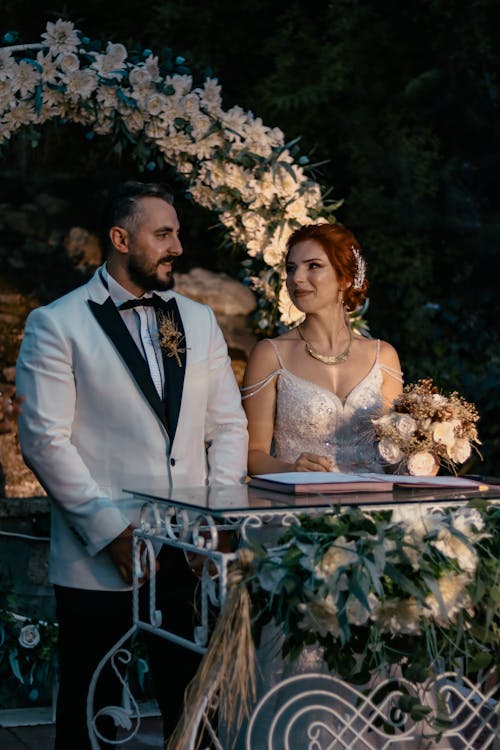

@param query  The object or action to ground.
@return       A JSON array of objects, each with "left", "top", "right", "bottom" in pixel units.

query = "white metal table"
[{"left": 86, "top": 483, "right": 500, "bottom": 749}]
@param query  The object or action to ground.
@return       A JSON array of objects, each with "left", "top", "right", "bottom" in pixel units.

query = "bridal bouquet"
[{"left": 372, "top": 378, "right": 481, "bottom": 475}]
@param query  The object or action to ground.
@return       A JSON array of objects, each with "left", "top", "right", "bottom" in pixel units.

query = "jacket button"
[{"left": 170, "top": 458, "right": 176, "bottom": 467}]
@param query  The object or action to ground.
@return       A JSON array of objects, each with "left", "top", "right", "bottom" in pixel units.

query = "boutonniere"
[{"left": 157, "top": 310, "right": 187, "bottom": 367}]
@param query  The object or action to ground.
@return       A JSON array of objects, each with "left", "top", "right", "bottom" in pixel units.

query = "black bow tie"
[{"left": 119, "top": 294, "right": 165, "bottom": 311}]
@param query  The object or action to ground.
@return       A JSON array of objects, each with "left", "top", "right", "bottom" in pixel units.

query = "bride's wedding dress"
[
  {"left": 236, "top": 341, "right": 456, "bottom": 749},
  {"left": 267, "top": 338, "right": 390, "bottom": 473}
]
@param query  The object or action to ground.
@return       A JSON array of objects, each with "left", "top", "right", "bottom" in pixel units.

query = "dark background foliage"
[{"left": 1, "top": 0, "right": 499, "bottom": 472}]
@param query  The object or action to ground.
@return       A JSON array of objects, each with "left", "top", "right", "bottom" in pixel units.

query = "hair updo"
[{"left": 285, "top": 223, "right": 368, "bottom": 310}]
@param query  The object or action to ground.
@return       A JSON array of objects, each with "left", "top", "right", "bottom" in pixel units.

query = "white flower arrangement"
[
  {"left": 191, "top": 501, "right": 500, "bottom": 738},
  {"left": 0, "top": 19, "right": 342, "bottom": 332},
  {"left": 244, "top": 500, "right": 500, "bottom": 694},
  {"left": 372, "top": 378, "right": 481, "bottom": 475}
]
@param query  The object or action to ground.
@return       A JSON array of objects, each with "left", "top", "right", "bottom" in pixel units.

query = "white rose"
[
  {"left": 448, "top": 438, "right": 471, "bottom": 464},
  {"left": 145, "top": 93, "right": 167, "bottom": 117},
  {"left": 424, "top": 574, "right": 472, "bottom": 624},
  {"left": 431, "top": 393, "right": 447, "bottom": 407},
  {"left": 377, "top": 438, "right": 404, "bottom": 464},
  {"left": 57, "top": 52, "right": 80, "bottom": 73},
  {"left": 241, "top": 212, "right": 266, "bottom": 233},
  {"left": 65, "top": 69, "right": 98, "bottom": 100},
  {"left": 433, "top": 532, "right": 478, "bottom": 574},
  {"left": 346, "top": 593, "right": 378, "bottom": 626},
  {"left": 432, "top": 421, "right": 456, "bottom": 448},
  {"left": 407, "top": 451, "right": 438, "bottom": 476},
  {"left": 129, "top": 66, "right": 152, "bottom": 89},
  {"left": 298, "top": 594, "right": 340, "bottom": 638},
  {"left": 19, "top": 624, "right": 41, "bottom": 649},
  {"left": 396, "top": 414, "right": 417, "bottom": 439},
  {"left": 314, "top": 537, "right": 358, "bottom": 581}
]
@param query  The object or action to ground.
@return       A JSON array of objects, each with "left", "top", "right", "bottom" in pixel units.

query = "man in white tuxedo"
[{"left": 16, "top": 181, "right": 248, "bottom": 748}]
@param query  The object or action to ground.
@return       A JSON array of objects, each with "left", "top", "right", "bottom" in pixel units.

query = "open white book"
[{"left": 249, "top": 471, "right": 489, "bottom": 495}]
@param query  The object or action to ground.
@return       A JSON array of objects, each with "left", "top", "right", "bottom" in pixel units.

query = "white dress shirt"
[{"left": 103, "top": 266, "right": 165, "bottom": 397}]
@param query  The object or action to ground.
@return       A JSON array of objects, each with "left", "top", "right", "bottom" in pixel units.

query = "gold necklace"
[{"left": 297, "top": 324, "right": 352, "bottom": 365}]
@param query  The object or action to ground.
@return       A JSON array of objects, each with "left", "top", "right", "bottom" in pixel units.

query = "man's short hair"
[{"left": 101, "top": 181, "right": 174, "bottom": 252}]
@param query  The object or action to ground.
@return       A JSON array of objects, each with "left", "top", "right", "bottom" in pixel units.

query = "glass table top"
[{"left": 123, "top": 479, "right": 500, "bottom": 519}]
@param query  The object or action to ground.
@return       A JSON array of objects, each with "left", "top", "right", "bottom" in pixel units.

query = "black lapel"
[
  {"left": 155, "top": 296, "right": 186, "bottom": 442},
  {"left": 88, "top": 297, "right": 168, "bottom": 430}
]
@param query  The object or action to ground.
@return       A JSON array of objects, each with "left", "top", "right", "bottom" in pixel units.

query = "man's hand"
[
  {"left": 107, "top": 525, "right": 160, "bottom": 585},
  {"left": 186, "top": 529, "right": 234, "bottom": 577},
  {"left": 106, "top": 525, "right": 136, "bottom": 584}
]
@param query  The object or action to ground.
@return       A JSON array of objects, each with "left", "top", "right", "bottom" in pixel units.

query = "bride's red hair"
[{"left": 286, "top": 223, "right": 368, "bottom": 310}]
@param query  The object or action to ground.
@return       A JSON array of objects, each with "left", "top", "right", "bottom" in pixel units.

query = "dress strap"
[
  {"left": 264, "top": 338, "right": 285, "bottom": 369},
  {"left": 380, "top": 364, "right": 404, "bottom": 383},
  {"left": 376, "top": 339, "right": 403, "bottom": 382},
  {"left": 240, "top": 339, "right": 283, "bottom": 400},
  {"left": 240, "top": 370, "right": 280, "bottom": 399}
]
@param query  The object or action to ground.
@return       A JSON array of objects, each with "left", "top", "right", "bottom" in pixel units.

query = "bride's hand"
[{"left": 294, "top": 452, "right": 332, "bottom": 472}]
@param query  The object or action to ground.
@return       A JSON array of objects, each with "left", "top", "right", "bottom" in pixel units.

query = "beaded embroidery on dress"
[{"left": 245, "top": 337, "right": 395, "bottom": 473}]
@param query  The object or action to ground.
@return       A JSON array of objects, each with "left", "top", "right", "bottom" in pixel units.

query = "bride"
[
  {"left": 242, "top": 221, "right": 403, "bottom": 475},
  {"left": 234, "top": 224, "right": 439, "bottom": 749}
]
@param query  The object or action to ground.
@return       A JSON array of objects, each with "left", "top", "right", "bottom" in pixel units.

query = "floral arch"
[
  {"left": 0, "top": 19, "right": 343, "bottom": 333},
  {"left": 0, "top": 19, "right": 368, "bottom": 335}
]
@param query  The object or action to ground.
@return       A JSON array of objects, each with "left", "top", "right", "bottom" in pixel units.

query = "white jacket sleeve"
[
  {"left": 204, "top": 308, "right": 248, "bottom": 484},
  {"left": 16, "top": 306, "right": 129, "bottom": 555}
]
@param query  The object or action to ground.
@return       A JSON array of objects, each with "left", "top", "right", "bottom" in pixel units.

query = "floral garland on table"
[
  {"left": 372, "top": 378, "right": 481, "bottom": 476},
  {"left": 171, "top": 499, "right": 500, "bottom": 745},
  {"left": 250, "top": 501, "right": 500, "bottom": 668},
  {"left": 0, "top": 19, "right": 364, "bottom": 335},
  {"left": 247, "top": 500, "right": 500, "bottom": 731}
]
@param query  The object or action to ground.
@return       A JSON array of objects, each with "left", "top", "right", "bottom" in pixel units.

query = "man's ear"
[{"left": 109, "top": 226, "right": 129, "bottom": 254}]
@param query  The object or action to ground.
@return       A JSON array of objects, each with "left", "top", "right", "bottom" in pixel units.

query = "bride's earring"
[{"left": 338, "top": 289, "right": 344, "bottom": 306}]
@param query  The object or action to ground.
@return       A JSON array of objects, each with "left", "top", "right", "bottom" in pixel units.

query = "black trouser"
[{"left": 54, "top": 547, "right": 202, "bottom": 750}]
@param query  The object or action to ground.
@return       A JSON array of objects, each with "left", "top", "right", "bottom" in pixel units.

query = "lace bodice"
[{"left": 244, "top": 339, "right": 401, "bottom": 473}]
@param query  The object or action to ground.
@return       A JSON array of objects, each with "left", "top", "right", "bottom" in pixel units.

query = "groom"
[{"left": 15, "top": 180, "right": 248, "bottom": 748}]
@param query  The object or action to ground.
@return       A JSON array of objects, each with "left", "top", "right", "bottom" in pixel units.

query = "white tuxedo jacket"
[{"left": 16, "top": 267, "right": 248, "bottom": 590}]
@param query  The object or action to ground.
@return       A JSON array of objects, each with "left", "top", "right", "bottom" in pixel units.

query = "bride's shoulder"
[
  {"left": 377, "top": 339, "right": 401, "bottom": 369},
  {"left": 247, "top": 337, "right": 280, "bottom": 372},
  {"left": 247, "top": 332, "right": 297, "bottom": 374},
  {"left": 352, "top": 335, "right": 401, "bottom": 367}
]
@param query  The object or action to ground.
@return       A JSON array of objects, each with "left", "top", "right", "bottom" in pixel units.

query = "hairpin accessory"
[{"left": 351, "top": 246, "right": 366, "bottom": 290}]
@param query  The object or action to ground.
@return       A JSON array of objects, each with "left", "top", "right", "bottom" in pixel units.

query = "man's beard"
[{"left": 127, "top": 253, "right": 175, "bottom": 291}]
